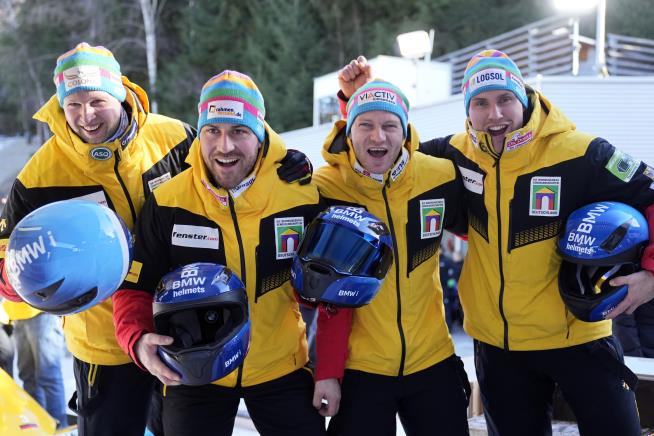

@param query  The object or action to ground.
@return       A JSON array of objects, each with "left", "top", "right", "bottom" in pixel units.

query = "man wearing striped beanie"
[
  {"left": 335, "top": 50, "right": 654, "bottom": 436},
  {"left": 112, "top": 70, "right": 326, "bottom": 435},
  {"left": 53, "top": 42, "right": 128, "bottom": 144},
  {"left": 308, "top": 68, "right": 470, "bottom": 434},
  {"left": 420, "top": 49, "right": 652, "bottom": 435},
  {"left": 0, "top": 42, "right": 197, "bottom": 435}
]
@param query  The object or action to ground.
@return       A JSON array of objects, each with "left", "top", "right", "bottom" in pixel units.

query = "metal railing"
[
  {"left": 607, "top": 33, "right": 654, "bottom": 76},
  {"left": 435, "top": 15, "right": 577, "bottom": 94}
]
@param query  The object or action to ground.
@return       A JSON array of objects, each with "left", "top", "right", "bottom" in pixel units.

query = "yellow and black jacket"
[
  {"left": 420, "top": 89, "right": 654, "bottom": 351},
  {"left": 314, "top": 120, "right": 466, "bottom": 377},
  {"left": 0, "top": 77, "right": 195, "bottom": 365},
  {"left": 113, "top": 125, "right": 324, "bottom": 387}
]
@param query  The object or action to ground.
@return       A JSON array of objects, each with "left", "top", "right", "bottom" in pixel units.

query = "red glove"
[{"left": 0, "top": 260, "right": 23, "bottom": 302}]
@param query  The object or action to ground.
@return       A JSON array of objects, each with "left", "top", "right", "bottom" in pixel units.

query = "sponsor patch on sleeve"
[
  {"left": 147, "top": 172, "right": 172, "bottom": 192},
  {"left": 458, "top": 166, "right": 484, "bottom": 194},
  {"left": 172, "top": 225, "right": 220, "bottom": 249},
  {"left": 72, "top": 190, "right": 109, "bottom": 207},
  {"left": 125, "top": 260, "right": 143, "bottom": 283},
  {"left": 605, "top": 150, "right": 640, "bottom": 182}
]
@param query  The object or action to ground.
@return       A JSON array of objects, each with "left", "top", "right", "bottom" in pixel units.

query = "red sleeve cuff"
[
  {"left": 337, "top": 90, "right": 349, "bottom": 119},
  {"left": 641, "top": 204, "right": 654, "bottom": 273},
  {"left": 112, "top": 289, "right": 154, "bottom": 370},
  {"left": 0, "top": 260, "right": 23, "bottom": 302},
  {"left": 315, "top": 304, "right": 353, "bottom": 381}
]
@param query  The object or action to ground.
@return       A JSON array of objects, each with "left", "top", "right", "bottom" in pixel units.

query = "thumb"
[
  {"left": 363, "top": 63, "right": 372, "bottom": 79},
  {"left": 149, "top": 333, "right": 174, "bottom": 346},
  {"left": 609, "top": 276, "right": 629, "bottom": 287},
  {"left": 312, "top": 389, "right": 323, "bottom": 410}
]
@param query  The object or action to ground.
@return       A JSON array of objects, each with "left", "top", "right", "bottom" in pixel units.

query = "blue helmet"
[
  {"left": 153, "top": 263, "right": 251, "bottom": 386},
  {"left": 5, "top": 200, "right": 132, "bottom": 315},
  {"left": 558, "top": 202, "right": 648, "bottom": 322},
  {"left": 291, "top": 206, "right": 393, "bottom": 307}
]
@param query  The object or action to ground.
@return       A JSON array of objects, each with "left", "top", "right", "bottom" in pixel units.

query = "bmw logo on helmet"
[
  {"left": 557, "top": 201, "right": 649, "bottom": 322},
  {"left": 153, "top": 263, "right": 251, "bottom": 386},
  {"left": 5, "top": 200, "right": 132, "bottom": 315},
  {"left": 291, "top": 206, "right": 394, "bottom": 307}
]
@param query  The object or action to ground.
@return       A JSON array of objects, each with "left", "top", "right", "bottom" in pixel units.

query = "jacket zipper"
[
  {"left": 228, "top": 194, "right": 247, "bottom": 387},
  {"left": 507, "top": 200, "right": 513, "bottom": 254},
  {"left": 382, "top": 182, "right": 406, "bottom": 377},
  {"left": 495, "top": 160, "right": 509, "bottom": 351},
  {"left": 113, "top": 153, "right": 137, "bottom": 225}
]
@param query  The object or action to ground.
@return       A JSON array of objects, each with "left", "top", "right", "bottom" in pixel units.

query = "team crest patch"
[
  {"left": 275, "top": 217, "right": 304, "bottom": 259},
  {"left": 605, "top": 150, "right": 640, "bottom": 182},
  {"left": 529, "top": 177, "right": 561, "bottom": 216},
  {"left": 420, "top": 199, "right": 445, "bottom": 239}
]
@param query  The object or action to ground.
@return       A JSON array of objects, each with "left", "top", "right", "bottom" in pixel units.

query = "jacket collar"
[
  {"left": 32, "top": 76, "right": 149, "bottom": 165},
  {"left": 465, "top": 88, "right": 576, "bottom": 168},
  {"left": 322, "top": 120, "right": 419, "bottom": 192},
  {"left": 188, "top": 122, "right": 287, "bottom": 210}
]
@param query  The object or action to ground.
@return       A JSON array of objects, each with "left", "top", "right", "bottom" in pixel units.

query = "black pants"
[
  {"left": 328, "top": 355, "right": 471, "bottom": 436},
  {"left": 70, "top": 358, "right": 156, "bottom": 436},
  {"left": 163, "top": 367, "right": 325, "bottom": 436},
  {"left": 475, "top": 337, "right": 641, "bottom": 436}
]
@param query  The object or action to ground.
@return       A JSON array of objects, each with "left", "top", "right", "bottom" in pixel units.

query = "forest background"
[{"left": 0, "top": 0, "right": 652, "bottom": 141}]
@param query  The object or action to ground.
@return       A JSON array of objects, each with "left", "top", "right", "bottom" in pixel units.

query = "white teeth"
[
  {"left": 83, "top": 125, "right": 100, "bottom": 132},
  {"left": 488, "top": 125, "right": 506, "bottom": 132},
  {"left": 369, "top": 148, "right": 386, "bottom": 152},
  {"left": 218, "top": 158, "right": 237, "bottom": 164}
]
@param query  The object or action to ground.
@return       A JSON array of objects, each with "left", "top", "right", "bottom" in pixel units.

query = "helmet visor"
[{"left": 299, "top": 221, "right": 391, "bottom": 278}]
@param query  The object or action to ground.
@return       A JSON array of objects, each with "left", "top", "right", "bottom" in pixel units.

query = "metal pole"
[
  {"left": 424, "top": 28, "right": 436, "bottom": 62},
  {"left": 595, "top": 0, "right": 608, "bottom": 76},
  {"left": 572, "top": 17, "right": 580, "bottom": 76}
]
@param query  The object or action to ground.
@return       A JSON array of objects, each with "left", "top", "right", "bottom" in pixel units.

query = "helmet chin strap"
[{"left": 593, "top": 264, "right": 622, "bottom": 294}]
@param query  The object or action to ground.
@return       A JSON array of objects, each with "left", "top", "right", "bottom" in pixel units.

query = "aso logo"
[{"left": 90, "top": 147, "right": 113, "bottom": 161}]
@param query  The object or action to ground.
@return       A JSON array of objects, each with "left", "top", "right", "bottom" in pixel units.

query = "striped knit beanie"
[
  {"left": 53, "top": 42, "right": 125, "bottom": 107},
  {"left": 197, "top": 70, "right": 266, "bottom": 143},
  {"left": 461, "top": 49, "right": 528, "bottom": 116},
  {"left": 346, "top": 80, "right": 409, "bottom": 138}
]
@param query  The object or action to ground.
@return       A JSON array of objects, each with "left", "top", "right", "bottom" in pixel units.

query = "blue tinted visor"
[{"left": 298, "top": 220, "right": 392, "bottom": 279}]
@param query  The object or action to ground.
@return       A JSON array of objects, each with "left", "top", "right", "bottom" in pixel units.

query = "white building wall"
[{"left": 284, "top": 76, "right": 654, "bottom": 168}]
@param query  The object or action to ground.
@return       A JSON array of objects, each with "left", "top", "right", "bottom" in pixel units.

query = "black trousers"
[
  {"left": 162, "top": 367, "right": 325, "bottom": 436},
  {"left": 328, "top": 355, "right": 471, "bottom": 436},
  {"left": 70, "top": 357, "right": 156, "bottom": 436},
  {"left": 475, "top": 337, "right": 641, "bottom": 436}
]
